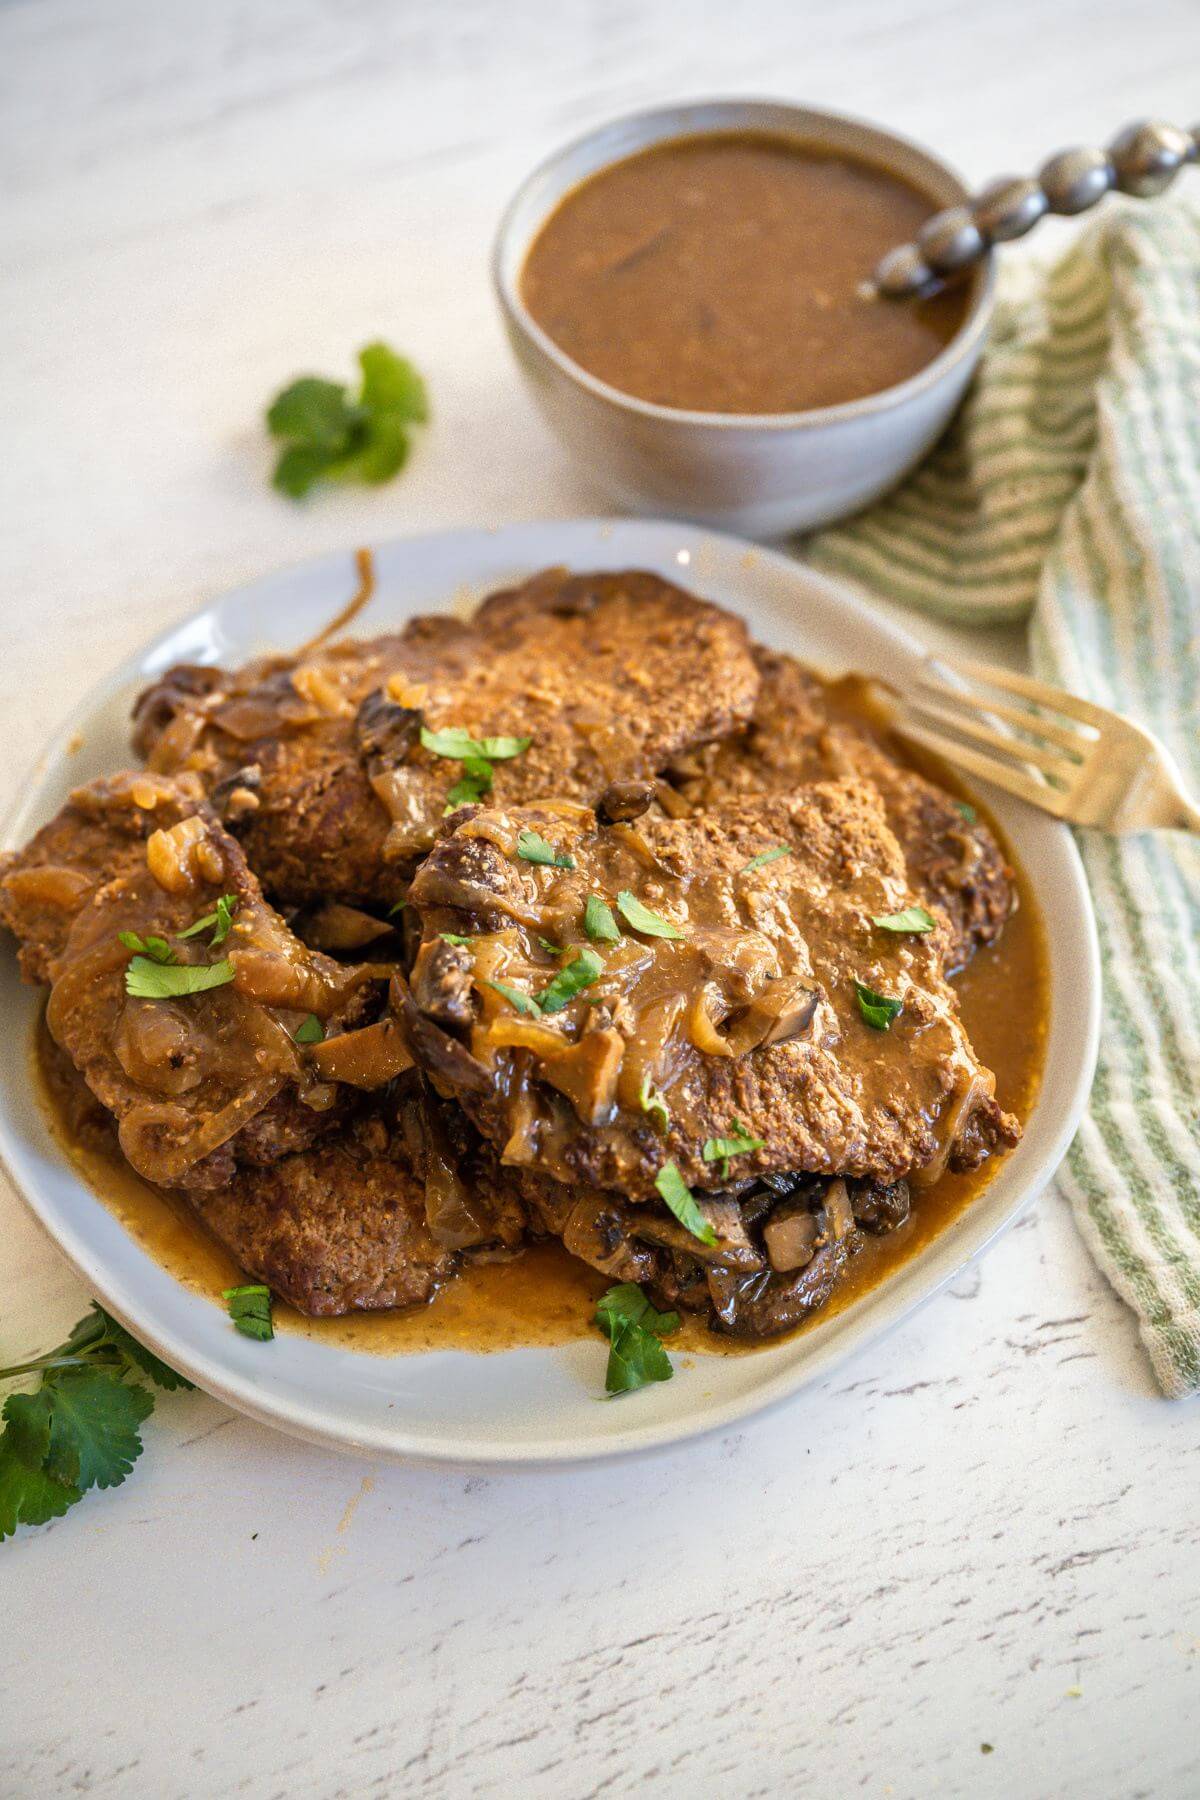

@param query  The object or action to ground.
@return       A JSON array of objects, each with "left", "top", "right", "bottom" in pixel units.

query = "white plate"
[{"left": 0, "top": 519, "right": 1100, "bottom": 1467}]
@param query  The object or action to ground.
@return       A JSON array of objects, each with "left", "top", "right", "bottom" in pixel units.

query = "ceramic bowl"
[{"left": 493, "top": 99, "right": 994, "bottom": 538}]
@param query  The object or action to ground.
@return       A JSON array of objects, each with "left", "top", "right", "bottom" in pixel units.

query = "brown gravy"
[
  {"left": 521, "top": 131, "right": 970, "bottom": 416},
  {"left": 33, "top": 797, "right": 1046, "bottom": 1364}
]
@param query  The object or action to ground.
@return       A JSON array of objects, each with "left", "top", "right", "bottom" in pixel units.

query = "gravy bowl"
[{"left": 494, "top": 100, "right": 994, "bottom": 538}]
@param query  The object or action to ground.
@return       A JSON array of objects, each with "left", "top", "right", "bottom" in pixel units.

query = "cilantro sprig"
[
  {"left": 871, "top": 905, "right": 935, "bottom": 934},
  {"left": 223, "top": 1286, "right": 274, "bottom": 1342},
  {"left": 119, "top": 896, "right": 240, "bottom": 1000},
  {"left": 702, "top": 1120, "right": 766, "bottom": 1180},
  {"left": 267, "top": 342, "right": 429, "bottom": 499},
  {"left": 125, "top": 958, "right": 235, "bottom": 1000},
  {"left": 654, "top": 1162, "right": 717, "bottom": 1246},
  {"left": 594, "top": 1283, "right": 680, "bottom": 1396},
  {"left": 854, "top": 980, "right": 904, "bottom": 1031},
  {"left": 517, "top": 830, "right": 575, "bottom": 870},
  {"left": 615, "top": 891, "right": 683, "bottom": 939},
  {"left": 0, "top": 1305, "right": 193, "bottom": 1542}
]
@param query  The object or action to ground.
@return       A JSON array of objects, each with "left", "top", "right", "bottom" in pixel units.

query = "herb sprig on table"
[
  {"left": 0, "top": 1305, "right": 193, "bottom": 1541},
  {"left": 266, "top": 342, "right": 429, "bottom": 498}
]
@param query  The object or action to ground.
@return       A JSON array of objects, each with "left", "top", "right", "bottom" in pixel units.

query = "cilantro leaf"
[
  {"left": 420, "top": 726, "right": 531, "bottom": 762},
  {"left": 118, "top": 931, "right": 175, "bottom": 964},
  {"left": 654, "top": 1162, "right": 717, "bottom": 1246},
  {"left": 87, "top": 1309, "right": 194, "bottom": 1391},
  {"left": 485, "top": 979, "right": 542, "bottom": 1017},
  {"left": 440, "top": 933, "right": 474, "bottom": 947},
  {"left": 358, "top": 342, "right": 429, "bottom": 422},
  {"left": 517, "top": 830, "right": 575, "bottom": 870},
  {"left": 955, "top": 800, "right": 978, "bottom": 824},
  {"left": 854, "top": 980, "right": 904, "bottom": 1031},
  {"left": 537, "top": 948, "right": 603, "bottom": 1014},
  {"left": 125, "top": 957, "right": 235, "bottom": 1000},
  {"left": 294, "top": 1013, "right": 325, "bottom": 1044},
  {"left": 616, "top": 891, "right": 683, "bottom": 939},
  {"left": 0, "top": 1403, "right": 80, "bottom": 1540},
  {"left": 0, "top": 1307, "right": 193, "bottom": 1540},
  {"left": 741, "top": 846, "right": 791, "bottom": 874},
  {"left": 40, "top": 1369, "right": 154, "bottom": 1492},
  {"left": 267, "top": 377, "right": 359, "bottom": 451},
  {"left": 177, "top": 894, "right": 238, "bottom": 945},
  {"left": 872, "top": 905, "right": 935, "bottom": 934},
  {"left": 387, "top": 900, "right": 407, "bottom": 917},
  {"left": 702, "top": 1120, "right": 766, "bottom": 1179},
  {"left": 594, "top": 1283, "right": 680, "bottom": 1397},
  {"left": 273, "top": 444, "right": 343, "bottom": 498},
  {"left": 639, "top": 1076, "right": 670, "bottom": 1133},
  {"left": 583, "top": 894, "right": 620, "bottom": 945},
  {"left": 265, "top": 345, "right": 428, "bottom": 500},
  {"left": 444, "top": 755, "right": 494, "bottom": 812},
  {"left": 223, "top": 1285, "right": 274, "bottom": 1342}
]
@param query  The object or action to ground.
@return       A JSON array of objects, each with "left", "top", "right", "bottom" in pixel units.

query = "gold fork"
[{"left": 894, "top": 657, "right": 1200, "bottom": 833}]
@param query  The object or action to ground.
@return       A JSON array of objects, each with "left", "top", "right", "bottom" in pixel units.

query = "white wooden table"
[{"left": 3, "top": 5, "right": 1198, "bottom": 1796}]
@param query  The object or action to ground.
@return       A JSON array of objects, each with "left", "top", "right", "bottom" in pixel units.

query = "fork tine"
[
  {"left": 948, "top": 656, "right": 1113, "bottom": 730},
  {"left": 904, "top": 694, "right": 1078, "bottom": 779},
  {"left": 895, "top": 718, "right": 1070, "bottom": 815},
  {"left": 912, "top": 675, "right": 1093, "bottom": 756}
]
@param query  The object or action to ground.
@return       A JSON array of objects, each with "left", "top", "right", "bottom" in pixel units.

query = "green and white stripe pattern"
[{"left": 811, "top": 200, "right": 1200, "bottom": 1397}]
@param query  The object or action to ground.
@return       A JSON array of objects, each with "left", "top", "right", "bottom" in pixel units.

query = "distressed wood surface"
[{"left": 2, "top": 3, "right": 1198, "bottom": 1796}]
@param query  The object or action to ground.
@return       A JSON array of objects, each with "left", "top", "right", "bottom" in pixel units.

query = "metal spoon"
[{"left": 874, "top": 118, "right": 1199, "bottom": 300}]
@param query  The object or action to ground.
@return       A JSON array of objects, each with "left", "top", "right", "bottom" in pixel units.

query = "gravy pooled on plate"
[{"left": 521, "top": 131, "right": 970, "bottom": 415}]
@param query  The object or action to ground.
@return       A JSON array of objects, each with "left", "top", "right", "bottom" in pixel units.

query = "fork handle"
[{"left": 875, "top": 118, "right": 1199, "bottom": 299}]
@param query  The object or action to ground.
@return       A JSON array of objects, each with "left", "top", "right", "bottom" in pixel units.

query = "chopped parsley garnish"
[
  {"left": 517, "top": 830, "right": 575, "bottom": 870},
  {"left": 654, "top": 1162, "right": 717, "bottom": 1246},
  {"left": 955, "top": 800, "right": 978, "bottom": 824},
  {"left": 177, "top": 893, "right": 238, "bottom": 946},
  {"left": 223, "top": 1285, "right": 274, "bottom": 1342},
  {"left": 538, "top": 936, "right": 562, "bottom": 955},
  {"left": 639, "top": 1076, "right": 670, "bottom": 1133},
  {"left": 443, "top": 755, "right": 494, "bottom": 813},
  {"left": 118, "top": 931, "right": 174, "bottom": 964},
  {"left": 583, "top": 894, "right": 620, "bottom": 945},
  {"left": 741, "top": 846, "right": 791, "bottom": 874},
  {"left": 387, "top": 900, "right": 407, "bottom": 917},
  {"left": 615, "top": 891, "right": 683, "bottom": 939},
  {"left": 485, "top": 979, "right": 542, "bottom": 1017},
  {"left": 125, "top": 957, "right": 236, "bottom": 1000},
  {"left": 871, "top": 905, "right": 935, "bottom": 934},
  {"left": 293, "top": 1014, "right": 325, "bottom": 1044},
  {"left": 440, "top": 932, "right": 474, "bottom": 946},
  {"left": 702, "top": 1120, "right": 766, "bottom": 1180},
  {"left": 420, "top": 726, "right": 531, "bottom": 762},
  {"left": 854, "top": 980, "right": 904, "bottom": 1031},
  {"left": 594, "top": 1283, "right": 680, "bottom": 1396},
  {"left": 537, "top": 949, "right": 603, "bottom": 1014},
  {"left": 266, "top": 342, "right": 428, "bottom": 499},
  {"left": 0, "top": 1304, "right": 192, "bottom": 1542}
]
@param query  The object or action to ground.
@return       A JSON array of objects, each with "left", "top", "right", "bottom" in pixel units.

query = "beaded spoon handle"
[{"left": 874, "top": 118, "right": 1199, "bottom": 299}]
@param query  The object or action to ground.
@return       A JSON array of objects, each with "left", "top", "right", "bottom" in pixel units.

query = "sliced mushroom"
[
  {"left": 763, "top": 1208, "right": 820, "bottom": 1272},
  {"left": 707, "top": 1238, "right": 850, "bottom": 1338},
  {"left": 355, "top": 688, "right": 422, "bottom": 769},
  {"left": 596, "top": 779, "right": 655, "bottom": 824},
  {"left": 633, "top": 1197, "right": 764, "bottom": 1272},
  {"left": 411, "top": 936, "right": 476, "bottom": 1029}
]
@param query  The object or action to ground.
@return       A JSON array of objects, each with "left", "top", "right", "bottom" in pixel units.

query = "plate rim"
[{"left": 0, "top": 518, "right": 1101, "bottom": 1467}]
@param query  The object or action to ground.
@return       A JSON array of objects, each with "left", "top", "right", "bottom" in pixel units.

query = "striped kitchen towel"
[{"left": 809, "top": 200, "right": 1200, "bottom": 1398}]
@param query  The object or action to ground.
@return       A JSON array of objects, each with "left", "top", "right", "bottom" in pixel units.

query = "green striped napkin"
[{"left": 809, "top": 200, "right": 1200, "bottom": 1398}]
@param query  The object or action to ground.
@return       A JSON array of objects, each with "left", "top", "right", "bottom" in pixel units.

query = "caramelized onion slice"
[{"left": 308, "top": 1019, "right": 413, "bottom": 1088}]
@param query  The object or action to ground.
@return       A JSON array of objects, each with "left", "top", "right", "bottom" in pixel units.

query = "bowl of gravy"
[{"left": 494, "top": 100, "right": 993, "bottom": 537}]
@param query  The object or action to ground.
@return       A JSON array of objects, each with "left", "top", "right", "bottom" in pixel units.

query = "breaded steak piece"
[
  {"left": 675, "top": 648, "right": 1015, "bottom": 971},
  {"left": 401, "top": 780, "right": 1019, "bottom": 1202},
  {"left": 131, "top": 568, "right": 761, "bottom": 910}
]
